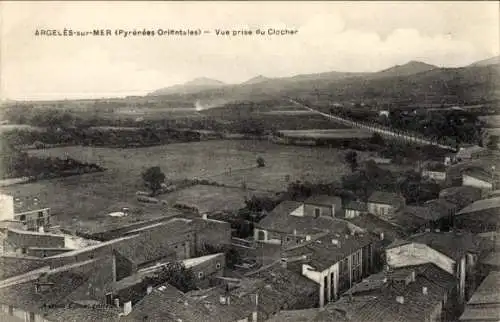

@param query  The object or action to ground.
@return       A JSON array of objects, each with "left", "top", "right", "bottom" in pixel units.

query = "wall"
[
  {"left": 290, "top": 205, "right": 304, "bottom": 217},
  {"left": 345, "top": 209, "right": 361, "bottom": 219},
  {"left": 14, "top": 208, "right": 50, "bottom": 231},
  {"left": 304, "top": 204, "right": 334, "bottom": 218},
  {"left": 423, "top": 170, "right": 446, "bottom": 182},
  {"left": 26, "top": 248, "right": 72, "bottom": 257},
  {"left": 302, "top": 262, "right": 339, "bottom": 308},
  {"left": 367, "top": 203, "right": 393, "bottom": 219},
  {"left": 0, "top": 194, "right": 14, "bottom": 221},
  {"left": 187, "top": 253, "right": 225, "bottom": 289},
  {"left": 462, "top": 175, "right": 493, "bottom": 190},
  {"left": 386, "top": 243, "right": 456, "bottom": 275},
  {"left": 5, "top": 229, "right": 64, "bottom": 253},
  {"left": 0, "top": 255, "right": 47, "bottom": 279}
]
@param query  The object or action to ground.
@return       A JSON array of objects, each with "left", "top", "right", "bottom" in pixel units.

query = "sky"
[{"left": 1, "top": 1, "right": 499, "bottom": 100}]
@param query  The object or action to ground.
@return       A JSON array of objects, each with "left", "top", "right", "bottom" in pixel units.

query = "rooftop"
[
  {"left": 345, "top": 213, "right": 407, "bottom": 242},
  {"left": 439, "top": 186, "right": 483, "bottom": 209},
  {"left": 285, "top": 232, "right": 377, "bottom": 271},
  {"left": 181, "top": 253, "right": 224, "bottom": 268},
  {"left": 257, "top": 202, "right": 351, "bottom": 236},
  {"left": 457, "top": 197, "right": 500, "bottom": 215},
  {"left": 367, "top": 191, "right": 404, "bottom": 205},
  {"left": 304, "top": 195, "right": 342, "bottom": 206},
  {"left": 387, "top": 231, "right": 481, "bottom": 261},
  {"left": 467, "top": 271, "right": 500, "bottom": 305},
  {"left": 463, "top": 168, "right": 498, "bottom": 184}
]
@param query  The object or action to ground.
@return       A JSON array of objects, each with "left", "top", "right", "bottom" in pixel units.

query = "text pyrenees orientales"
[{"left": 34, "top": 28, "right": 299, "bottom": 38}]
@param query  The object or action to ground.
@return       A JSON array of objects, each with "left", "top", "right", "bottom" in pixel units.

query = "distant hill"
[
  {"left": 148, "top": 77, "right": 226, "bottom": 96},
  {"left": 243, "top": 75, "right": 271, "bottom": 85},
  {"left": 369, "top": 61, "right": 438, "bottom": 79},
  {"left": 147, "top": 60, "right": 499, "bottom": 106},
  {"left": 469, "top": 56, "right": 500, "bottom": 67}
]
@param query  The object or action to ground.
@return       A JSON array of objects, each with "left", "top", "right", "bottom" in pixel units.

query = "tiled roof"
[
  {"left": 330, "top": 267, "right": 454, "bottom": 322},
  {"left": 257, "top": 201, "right": 303, "bottom": 228},
  {"left": 457, "top": 197, "right": 500, "bottom": 215},
  {"left": 388, "top": 231, "right": 481, "bottom": 261},
  {"left": 257, "top": 206, "right": 351, "bottom": 236},
  {"left": 467, "top": 271, "right": 500, "bottom": 305},
  {"left": 384, "top": 208, "right": 429, "bottom": 232},
  {"left": 288, "top": 232, "right": 376, "bottom": 271},
  {"left": 344, "top": 200, "right": 368, "bottom": 212},
  {"left": 367, "top": 191, "right": 405, "bottom": 206},
  {"left": 411, "top": 199, "right": 457, "bottom": 221},
  {"left": 480, "top": 250, "right": 500, "bottom": 267},
  {"left": 43, "top": 307, "right": 121, "bottom": 322},
  {"left": 267, "top": 307, "right": 348, "bottom": 322},
  {"left": 346, "top": 213, "right": 407, "bottom": 242},
  {"left": 305, "top": 195, "right": 342, "bottom": 206},
  {"left": 124, "top": 283, "right": 214, "bottom": 322},
  {"left": 439, "top": 186, "right": 483, "bottom": 209},
  {"left": 463, "top": 168, "right": 498, "bottom": 183},
  {"left": 455, "top": 145, "right": 487, "bottom": 159}
]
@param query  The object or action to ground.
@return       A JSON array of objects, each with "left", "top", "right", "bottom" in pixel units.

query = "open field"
[
  {"left": 158, "top": 184, "right": 268, "bottom": 214},
  {"left": 1, "top": 140, "right": 381, "bottom": 232},
  {"left": 278, "top": 129, "right": 373, "bottom": 139}
]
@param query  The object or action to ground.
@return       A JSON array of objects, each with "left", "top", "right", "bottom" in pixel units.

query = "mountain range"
[{"left": 148, "top": 56, "right": 500, "bottom": 105}]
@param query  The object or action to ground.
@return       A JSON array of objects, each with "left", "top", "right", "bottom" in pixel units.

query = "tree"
[
  {"left": 487, "top": 136, "right": 499, "bottom": 150},
  {"left": 142, "top": 166, "right": 166, "bottom": 195},
  {"left": 344, "top": 150, "right": 358, "bottom": 172},
  {"left": 144, "top": 262, "right": 197, "bottom": 293},
  {"left": 256, "top": 156, "right": 265, "bottom": 168}
]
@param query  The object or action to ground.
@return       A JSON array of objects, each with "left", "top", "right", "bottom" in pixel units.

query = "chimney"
[
  {"left": 293, "top": 229, "right": 297, "bottom": 235},
  {"left": 122, "top": 207, "right": 129, "bottom": 215},
  {"left": 123, "top": 301, "right": 132, "bottom": 316},
  {"left": 305, "top": 235, "right": 311, "bottom": 241},
  {"left": 379, "top": 232, "right": 385, "bottom": 240},
  {"left": 280, "top": 258, "right": 287, "bottom": 268},
  {"left": 422, "top": 287, "right": 428, "bottom": 295},
  {"left": 147, "top": 285, "right": 153, "bottom": 294},
  {"left": 114, "top": 298, "right": 120, "bottom": 308},
  {"left": 331, "top": 239, "right": 340, "bottom": 247},
  {"left": 202, "top": 213, "right": 208, "bottom": 220},
  {"left": 252, "top": 293, "right": 259, "bottom": 322},
  {"left": 396, "top": 296, "right": 405, "bottom": 304}
]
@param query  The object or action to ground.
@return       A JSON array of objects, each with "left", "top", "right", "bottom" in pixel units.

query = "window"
[
  {"left": 216, "top": 262, "right": 221, "bottom": 269},
  {"left": 19, "top": 215, "right": 26, "bottom": 221},
  {"left": 198, "top": 272, "right": 204, "bottom": 279},
  {"left": 314, "top": 208, "right": 321, "bottom": 218},
  {"left": 8, "top": 306, "right": 13, "bottom": 315},
  {"left": 38, "top": 211, "right": 44, "bottom": 218},
  {"left": 28, "top": 312, "right": 35, "bottom": 322}
]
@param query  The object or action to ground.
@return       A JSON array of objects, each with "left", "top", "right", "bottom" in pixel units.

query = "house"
[
  {"left": 254, "top": 201, "right": 354, "bottom": 246},
  {"left": 422, "top": 169, "right": 447, "bottom": 182},
  {"left": 346, "top": 213, "right": 407, "bottom": 243},
  {"left": 281, "top": 231, "right": 378, "bottom": 307},
  {"left": 0, "top": 195, "right": 51, "bottom": 232},
  {"left": 462, "top": 169, "right": 497, "bottom": 191},
  {"left": 343, "top": 200, "right": 368, "bottom": 219},
  {"left": 460, "top": 271, "right": 500, "bottom": 322},
  {"left": 181, "top": 253, "right": 225, "bottom": 288},
  {"left": 325, "top": 263, "right": 459, "bottom": 322},
  {"left": 454, "top": 197, "right": 500, "bottom": 233},
  {"left": 118, "top": 283, "right": 213, "bottom": 322},
  {"left": 377, "top": 206, "right": 430, "bottom": 234},
  {"left": 385, "top": 231, "right": 483, "bottom": 305},
  {"left": 0, "top": 255, "right": 121, "bottom": 322},
  {"left": 367, "top": 191, "right": 405, "bottom": 218},
  {"left": 455, "top": 145, "right": 490, "bottom": 162},
  {"left": 303, "top": 195, "right": 343, "bottom": 218},
  {"left": 416, "top": 199, "right": 458, "bottom": 231}
]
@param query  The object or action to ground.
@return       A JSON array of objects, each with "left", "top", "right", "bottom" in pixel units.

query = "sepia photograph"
[{"left": 0, "top": 1, "right": 499, "bottom": 321}]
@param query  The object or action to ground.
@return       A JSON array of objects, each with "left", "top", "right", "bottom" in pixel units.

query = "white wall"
[
  {"left": 367, "top": 203, "right": 392, "bottom": 219},
  {"left": 462, "top": 175, "right": 493, "bottom": 190},
  {"left": 302, "top": 262, "right": 339, "bottom": 307},
  {"left": 290, "top": 205, "right": 304, "bottom": 217},
  {"left": 345, "top": 209, "right": 360, "bottom": 219},
  {"left": 423, "top": 170, "right": 446, "bottom": 182},
  {"left": 386, "top": 243, "right": 456, "bottom": 275},
  {"left": 0, "top": 194, "right": 14, "bottom": 221}
]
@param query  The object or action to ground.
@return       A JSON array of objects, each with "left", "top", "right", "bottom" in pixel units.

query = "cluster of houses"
[{"left": 0, "top": 143, "right": 498, "bottom": 322}]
